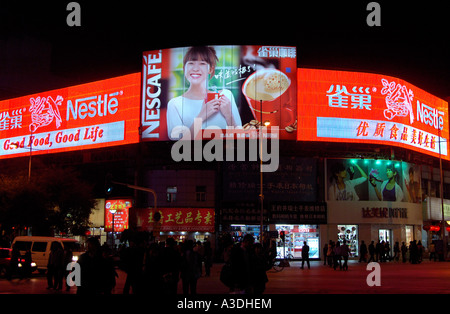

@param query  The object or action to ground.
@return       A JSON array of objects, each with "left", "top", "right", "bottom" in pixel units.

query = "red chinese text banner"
[
  {"left": 298, "top": 69, "right": 449, "bottom": 160},
  {"left": 138, "top": 208, "right": 215, "bottom": 233},
  {"left": 0, "top": 73, "right": 141, "bottom": 159},
  {"left": 104, "top": 199, "right": 132, "bottom": 233}
]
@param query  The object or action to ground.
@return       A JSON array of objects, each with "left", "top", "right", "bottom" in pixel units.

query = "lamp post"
[
  {"left": 259, "top": 99, "right": 271, "bottom": 244},
  {"left": 438, "top": 129, "right": 448, "bottom": 260},
  {"left": 109, "top": 208, "right": 117, "bottom": 249},
  {"left": 259, "top": 99, "right": 264, "bottom": 244}
]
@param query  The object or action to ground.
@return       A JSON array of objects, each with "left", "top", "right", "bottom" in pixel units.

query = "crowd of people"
[
  {"left": 323, "top": 240, "right": 351, "bottom": 270},
  {"left": 74, "top": 236, "right": 214, "bottom": 294},
  {"left": 357, "top": 239, "right": 427, "bottom": 264}
]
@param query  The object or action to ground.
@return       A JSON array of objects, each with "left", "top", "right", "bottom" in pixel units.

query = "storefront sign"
[
  {"left": 139, "top": 208, "right": 215, "bottom": 232},
  {"left": 298, "top": 69, "right": 449, "bottom": 160},
  {"left": 104, "top": 199, "right": 132, "bottom": 232},
  {"left": 0, "top": 73, "right": 141, "bottom": 159},
  {"left": 270, "top": 202, "right": 327, "bottom": 224},
  {"left": 327, "top": 201, "right": 422, "bottom": 225},
  {"left": 220, "top": 201, "right": 326, "bottom": 224},
  {"left": 223, "top": 158, "right": 316, "bottom": 202},
  {"left": 362, "top": 207, "right": 408, "bottom": 219},
  {"left": 141, "top": 45, "right": 297, "bottom": 141}
]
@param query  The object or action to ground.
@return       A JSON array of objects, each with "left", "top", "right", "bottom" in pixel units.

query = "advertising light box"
[
  {"left": 0, "top": 73, "right": 141, "bottom": 159},
  {"left": 141, "top": 45, "right": 297, "bottom": 141},
  {"left": 104, "top": 199, "right": 132, "bottom": 233},
  {"left": 298, "top": 69, "right": 449, "bottom": 160}
]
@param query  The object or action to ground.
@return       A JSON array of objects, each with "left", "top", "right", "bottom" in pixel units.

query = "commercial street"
[{"left": 1, "top": 260, "right": 449, "bottom": 294}]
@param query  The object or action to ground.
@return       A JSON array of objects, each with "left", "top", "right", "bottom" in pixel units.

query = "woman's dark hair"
[
  {"left": 183, "top": 46, "right": 219, "bottom": 72},
  {"left": 329, "top": 162, "right": 346, "bottom": 183}
]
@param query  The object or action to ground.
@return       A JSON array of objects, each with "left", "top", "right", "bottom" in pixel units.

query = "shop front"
[
  {"left": 327, "top": 201, "right": 423, "bottom": 258},
  {"left": 270, "top": 202, "right": 327, "bottom": 260},
  {"left": 275, "top": 224, "right": 320, "bottom": 259},
  {"left": 134, "top": 207, "right": 215, "bottom": 244}
]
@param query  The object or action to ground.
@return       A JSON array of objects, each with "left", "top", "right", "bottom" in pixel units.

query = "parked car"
[
  {"left": 0, "top": 247, "right": 37, "bottom": 278},
  {"left": 12, "top": 236, "right": 83, "bottom": 273}
]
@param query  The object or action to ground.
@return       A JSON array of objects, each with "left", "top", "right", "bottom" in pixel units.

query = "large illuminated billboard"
[
  {"left": 141, "top": 45, "right": 297, "bottom": 141},
  {"left": 298, "top": 69, "right": 449, "bottom": 160},
  {"left": 0, "top": 73, "right": 141, "bottom": 159}
]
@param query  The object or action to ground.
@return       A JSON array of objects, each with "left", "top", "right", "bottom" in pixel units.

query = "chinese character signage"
[
  {"left": 327, "top": 158, "right": 421, "bottom": 203},
  {"left": 223, "top": 158, "right": 316, "bottom": 201},
  {"left": 0, "top": 73, "right": 141, "bottom": 159},
  {"left": 140, "top": 208, "right": 214, "bottom": 232},
  {"left": 298, "top": 69, "right": 449, "bottom": 160},
  {"left": 141, "top": 45, "right": 297, "bottom": 141},
  {"left": 104, "top": 199, "right": 132, "bottom": 233}
]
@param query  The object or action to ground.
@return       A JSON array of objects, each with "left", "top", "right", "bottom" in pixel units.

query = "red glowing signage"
[
  {"left": 298, "top": 69, "right": 449, "bottom": 160},
  {"left": 104, "top": 199, "right": 132, "bottom": 233},
  {"left": 0, "top": 73, "right": 141, "bottom": 159},
  {"left": 141, "top": 45, "right": 297, "bottom": 141},
  {"left": 139, "top": 207, "right": 215, "bottom": 232}
]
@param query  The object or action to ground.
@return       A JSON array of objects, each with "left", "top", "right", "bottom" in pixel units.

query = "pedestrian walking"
[
  {"left": 340, "top": 240, "right": 350, "bottom": 271},
  {"left": 180, "top": 240, "right": 202, "bottom": 295},
  {"left": 401, "top": 242, "right": 408, "bottom": 263},
  {"left": 417, "top": 241, "right": 423, "bottom": 263},
  {"left": 47, "top": 241, "right": 64, "bottom": 290},
  {"left": 161, "top": 238, "right": 181, "bottom": 294},
  {"left": 253, "top": 242, "right": 269, "bottom": 294},
  {"left": 333, "top": 241, "right": 342, "bottom": 270},
  {"left": 77, "top": 237, "right": 110, "bottom": 294},
  {"left": 203, "top": 240, "right": 213, "bottom": 277},
  {"left": 429, "top": 242, "right": 436, "bottom": 261},
  {"left": 327, "top": 241, "right": 334, "bottom": 267},
  {"left": 121, "top": 239, "right": 145, "bottom": 294},
  {"left": 323, "top": 243, "right": 328, "bottom": 265},
  {"left": 393, "top": 242, "right": 400, "bottom": 262},
  {"left": 368, "top": 241, "right": 375, "bottom": 263},
  {"left": 301, "top": 241, "right": 310, "bottom": 269},
  {"left": 359, "top": 240, "right": 367, "bottom": 263}
]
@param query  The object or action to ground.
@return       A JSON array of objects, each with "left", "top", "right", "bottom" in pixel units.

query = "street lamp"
[
  {"left": 438, "top": 129, "right": 448, "bottom": 260},
  {"left": 109, "top": 208, "right": 117, "bottom": 248}
]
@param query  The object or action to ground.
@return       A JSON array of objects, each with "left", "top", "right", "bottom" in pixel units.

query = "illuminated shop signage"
[
  {"left": 104, "top": 199, "right": 132, "bottom": 233},
  {"left": 141, "top": 45, "right": 297, "bottom": 141},
  {"left": 362, "top": 207, "right": 408, "bottom": 219},
  {"left": 298, "top": 69, "right": 449, "bottom": 160},
  {"left": 0, "top": 73, "right": 141, "bottom": 159},
  {"left": 139, "top": 208, "right": 215, "bottom": 232}
]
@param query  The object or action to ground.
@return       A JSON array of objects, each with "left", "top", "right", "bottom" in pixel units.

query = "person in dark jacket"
[
  {"left": 180, "top": 240, "right": 202, "bottom": 294},
  {"left": 47, "top": 241, "right": 64, "bottom": 290}
]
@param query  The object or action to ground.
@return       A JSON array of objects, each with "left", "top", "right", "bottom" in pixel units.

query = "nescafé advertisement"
[{"left": 141, "top": 45, "right": 297, "bottom": 141}]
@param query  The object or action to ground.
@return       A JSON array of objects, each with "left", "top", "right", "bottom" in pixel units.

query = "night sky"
[{"left": 0, "top": 1, "right": 448, "bottom": 100}]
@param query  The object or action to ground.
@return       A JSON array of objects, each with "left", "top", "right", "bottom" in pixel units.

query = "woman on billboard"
[
  {"left": 167, "top": 46, "right": 242, "bottom": 140},
  {"left": 328, "top": 161, "right": 368, "bottom": 201},
  {"left": 370, "top": 166, "right": 404, "bottom": 201}
]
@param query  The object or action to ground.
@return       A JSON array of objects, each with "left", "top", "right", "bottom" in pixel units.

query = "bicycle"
[{"left": 269, "top": 253, "right": 293, "bottom": 272}]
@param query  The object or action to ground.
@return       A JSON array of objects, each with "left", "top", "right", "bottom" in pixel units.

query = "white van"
[{"left": 12, "top": 236, "right": 83, "bottom": 273}]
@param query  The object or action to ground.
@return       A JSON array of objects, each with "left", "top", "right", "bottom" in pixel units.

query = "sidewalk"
[{"left": 190, "top": 260, "right": 450, "bottom": 294}]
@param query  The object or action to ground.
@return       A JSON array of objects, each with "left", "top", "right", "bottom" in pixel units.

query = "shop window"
[
  {"left": 275, "top": 225, "right": 320, "bottom": 259},
  {"left": 337, "top": 225, "right": 358, "bottom": 257},
  {"left": 196, "top": 185, "right": 206, "bottom": 202},
  {"left": 405, "top": 225, "right": 414, "bottom": 243},
  {"left": 166, "top": 186, "right": 177, "bottom": 203}
]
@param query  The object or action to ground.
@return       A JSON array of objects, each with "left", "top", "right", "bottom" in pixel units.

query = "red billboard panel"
[
  {"left": 104, "top": 199, "right": 132, "bottom": 233},
  {"left": 141, "top": 45, "right": 297, "bottom": 141},
  {"left": 298, "top": 69, "right": 449, "bottom": 160},
  {"left": 139, "top": 207, "right": 215, "bottom": 233},
  {"left": 0, "top": 73, "right": 141, "bottom": 159}
]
